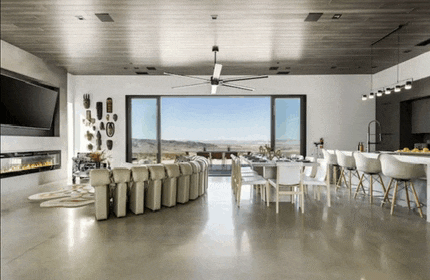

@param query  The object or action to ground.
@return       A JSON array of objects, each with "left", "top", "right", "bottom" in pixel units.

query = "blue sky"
[{"left": 132, "top": 97, "right": 300, "bottom": 142}]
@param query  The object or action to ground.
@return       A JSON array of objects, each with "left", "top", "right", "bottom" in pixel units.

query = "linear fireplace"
[{"left": 0, "top": 150, "right": 61, "bottom": 178}]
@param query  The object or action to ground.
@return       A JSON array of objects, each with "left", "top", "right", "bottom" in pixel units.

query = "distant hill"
[{"left": 132, "top": 139, "right": 219, "bottom": 153}]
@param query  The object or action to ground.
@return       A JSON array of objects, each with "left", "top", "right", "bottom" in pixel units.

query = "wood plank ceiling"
[{"left": 1, "top": 0, "right": 430, "bottom": 75}]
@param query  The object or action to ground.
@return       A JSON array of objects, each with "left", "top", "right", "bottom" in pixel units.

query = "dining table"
[{"left": 240, "top": 155, "right": 317, "bottom": 202}]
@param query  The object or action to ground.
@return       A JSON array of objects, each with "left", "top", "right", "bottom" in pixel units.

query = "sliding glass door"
[
  {"left": 128, "top": 98, "right": 159, "bottom": 163},
  {"left": 274, "top": 97, "right": 303, "bottom": 157}
]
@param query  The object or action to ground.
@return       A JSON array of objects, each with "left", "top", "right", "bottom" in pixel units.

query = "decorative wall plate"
[
  {"left": 99, "top": 122, "right": 105, "bottom": 130},
  {"left": 86, "top": 131, "right": 93, "bottom": 141},
  {"left": 96, "top": 102, "right": 103, "bottom": 120},
  {"left": 106, "top": 114, "right": 110, "bottom": 121},
  {"left": 86, "top": 110, "right": 91, "bottom": 120},
  {"left": 83, "top": 94, "right": 90, "bottom": 109},
  {"left": 106, "top": 98, "right": 113, "bottom": 113},
  {"left": 113, "top": 114, "right": 118, "bottom": 122},
  {"left": 107, "top": 140, "right": 113, "bottom": 150},
  {"left": 96, "top": 131, "right": 102, "bottom": 150},
  {"left": 106, "top": 122, "right": 115, "bottom": 137}
]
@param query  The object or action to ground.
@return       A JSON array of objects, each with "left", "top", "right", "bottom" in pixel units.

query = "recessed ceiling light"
[
  {"left": 211, "top": 15, "right": 218, "bottom": 20},
  {"left": 277, "top": 71, "right": 290, "bottom": 75},
  {"left": 75, "top": 15, "right": 84, "bottom": 20},
  {"left": 332, "top": 14, "right": 342, "bottom": 19}
]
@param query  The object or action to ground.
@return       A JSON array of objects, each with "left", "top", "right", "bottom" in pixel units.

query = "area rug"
[
  {"left": 29, "top": 184, "right": 95, "bottom": 208},
  {"left": 40, "top": 196, "right": 94, "bottom": 208}
]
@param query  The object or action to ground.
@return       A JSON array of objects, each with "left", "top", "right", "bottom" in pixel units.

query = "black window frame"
[{"left": 126, "top": 95, "right": 306, "bottom": 163}]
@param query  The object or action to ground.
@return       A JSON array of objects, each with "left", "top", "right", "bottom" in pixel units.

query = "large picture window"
[{"left": 126, "top": 95, "right": 306, "bottom": 163}]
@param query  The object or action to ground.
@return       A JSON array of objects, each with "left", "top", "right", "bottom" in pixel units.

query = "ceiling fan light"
[
  {"left": 362, "top": 94, "right": 367, "bottom": 101},
  {"left": 395, "top": 85, "right": 401, "bottom": 92},
  {"left": 369, "top": 92, "right": 375, "bottom": 99},
  {"left": 405, "top": 81, "right": 412, "bottom": 89},
  {"left": 385, "top": 88, "right": 391, "bottom": 94},
  {"left": 377, "top": 90, "right": 383, "bottom": 97}
]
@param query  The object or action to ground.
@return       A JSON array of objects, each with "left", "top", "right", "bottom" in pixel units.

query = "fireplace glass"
[{"left": 1, "top": 150, "right": 61, "bottom": 178}]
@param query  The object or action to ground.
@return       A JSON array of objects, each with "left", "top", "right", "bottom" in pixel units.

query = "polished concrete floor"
[{"left": 1, "top": 177, "right": 430, "bottom": 280}]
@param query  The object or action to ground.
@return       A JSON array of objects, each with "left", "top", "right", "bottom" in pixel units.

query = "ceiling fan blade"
[
  {"left": 164, "top": 72, "right": 209, "bottom": 81},
  {"left": 222, "top": 75, "right": 268, "bottom": 83},
  {"left": 172, "top": 82, "right": 210, "bottom": 89},
  {"left": 221, "top": 83, "right": 255, "bottom": 91},
  {"left": 213, "top": 64, "right": 222, "bottom": 80},
  {"left": 211, "top": 85, "right": 218, "bottom": 94}
]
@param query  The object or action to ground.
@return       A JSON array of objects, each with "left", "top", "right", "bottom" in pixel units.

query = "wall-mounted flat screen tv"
[{"left": 1, "top": 74, "right": 59, "bottom": 130}]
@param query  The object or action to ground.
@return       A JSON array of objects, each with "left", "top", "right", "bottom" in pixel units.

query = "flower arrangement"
[{"left": 88, "top": 150, "right": 110, "bottom": 163}]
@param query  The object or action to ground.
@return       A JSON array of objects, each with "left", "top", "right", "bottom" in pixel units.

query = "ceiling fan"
[{"left": 164, "top": 46, "right": 268, "bottom": 94}]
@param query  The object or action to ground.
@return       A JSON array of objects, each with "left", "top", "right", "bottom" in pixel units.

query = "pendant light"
[
  {"left": 394, "top": 29, "right": 401, "bottom": 92},
  {"left": 405, "top": 81, "right": 412, "bottom": 89}
]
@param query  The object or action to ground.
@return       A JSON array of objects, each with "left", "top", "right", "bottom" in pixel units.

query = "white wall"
[
  {"left": 70, "top": 74, "right": 374, "bottom": 166},
  {"left": 1, "top": 40, "right": 68, "bottom": 203}
]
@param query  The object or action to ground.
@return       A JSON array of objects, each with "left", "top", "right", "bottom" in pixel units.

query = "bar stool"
[
  {"left": 353, "top": 152, "right": 386, "bottom": 203},
  {"left": 379, "top": 154, "right": 425, "bottom": 218},
  {"left": 335, "top": 150, "right": 359, "bottom": 195}
]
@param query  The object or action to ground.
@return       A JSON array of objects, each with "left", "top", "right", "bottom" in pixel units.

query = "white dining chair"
[
  {"left": 233, "top": 157, "right": 268, "bottom": 207},
  {"left": 302, "top": 162, "right": 331, "bottom": 207},
  {"left": 268, "top": 162, "right": 304, "bottom": 214}
]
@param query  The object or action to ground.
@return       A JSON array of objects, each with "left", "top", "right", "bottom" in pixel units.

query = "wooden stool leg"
[
  {"left": 381, "top": 178, "right": 393, "bottom": 206},
  {"left": 390, "top": 180, "right": 399, "bottom": 215},
  {"left": 409, "top": 181, "right": 423, "bottom": 218},
  {"left": 336, "top": 168, "right": 343, "bottom": 188},
  {"left": 349, "top": 170, "right": 352, "bottom": 196},
  {"left": 354, "top": 173, "right": 364, "bottom": 198},
  {"left": 334, "top": 165, "right": 338, "bottom": 187},
  {"left": 369, "top": 175, "right": 373, "bottom": 203},
  {"left": 378, "top": 174, "right": 387, "bottom": 201},
  {"left": 404, "top": 181, "right": 411, "bottom": 210}
]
